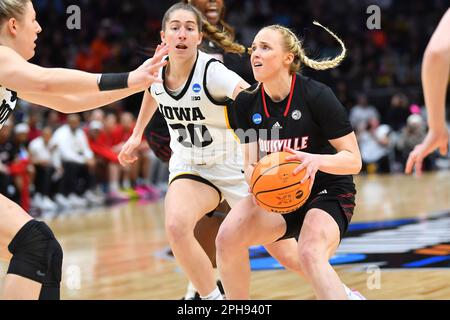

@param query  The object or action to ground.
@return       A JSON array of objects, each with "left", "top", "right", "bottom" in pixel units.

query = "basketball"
[{"left": 250, "top": 151, "right": 311, "bottom": 214}]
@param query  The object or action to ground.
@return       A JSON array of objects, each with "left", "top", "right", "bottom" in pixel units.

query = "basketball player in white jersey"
[
  {"left": 405, "top": 8, "right": 450, "bottom": 175},
  {"left": 0, "top": 0, "right": 168, "bottom": 299}
]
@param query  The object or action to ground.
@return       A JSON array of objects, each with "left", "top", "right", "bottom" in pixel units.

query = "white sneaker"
[
  {"left": 41, "top": 210, "right": 58, "bottom": 220},
  {"left": 54, "top": 193, "right": 73, "bottom": 210},
  {"left": 42, "top": 196, "right": 58, "bottom": 211},
  {"left": 344, "top": 285, "right": 366, "bottom": 300},
  {"left": 348, "top": 289, "right": 366, "bottom": 300},
  {"left": 31, "top": 193, "right": 44, "bottom": 210},
  {"left": 84, "top": 190, "right": 104, "bottom": 206},
  {"left": 68, "top": 193, "right": 88, "bottom": 208}
]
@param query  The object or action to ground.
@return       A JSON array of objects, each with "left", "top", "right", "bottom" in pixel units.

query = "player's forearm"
[
  {"left": 39, "top": 68, "right": 101, "bottom": 94},
  {"left": 21, "top": 88, "right": 141, "bottom": 113},
  {"left": 132, "top": 100, "right": 158, "bottom": 137},
  {"left": 318, "top": 151, "right": 362, "bottom": 175},
  {"left": 63, "top": 88, "right": 142, "bottom": 112},
  {"left": 422, "top": 8, "right": 450, "bottom": 132},
  {"left": 422, "top": 49, "right": 450, "bottom": 132}
]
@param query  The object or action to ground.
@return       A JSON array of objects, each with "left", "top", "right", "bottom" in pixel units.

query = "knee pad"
[{"left": 7, "top": 220, "right": 63, "bottom": 299}]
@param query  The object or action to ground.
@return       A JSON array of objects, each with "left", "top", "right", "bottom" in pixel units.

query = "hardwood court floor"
[{"left": 1, "top": 171, "right": 450, "bottom": 299}]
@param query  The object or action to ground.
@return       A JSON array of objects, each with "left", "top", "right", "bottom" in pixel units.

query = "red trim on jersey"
[{"left": 261, "top": 75, "right": 296, "bottom": 118}]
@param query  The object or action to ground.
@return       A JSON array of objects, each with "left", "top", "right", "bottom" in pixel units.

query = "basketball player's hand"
[
  {"left": 405, "top": 129, "right": 449, "bottom": 175},
  {"left": 244, "top": 163, "right": 256, "bottom": 186},
  {"left": 118, "top": 135, "right": 141, "bottom": 166},
  {"left": 247, "top": 186, "right": 259, "bottom": 206},
  {"left": 128, "top": 43, "right": 169, "bottom": 90},
  {"left": 284, "top": 147, "right": 319, "bottom": 191},
  {"left": 244, "top": 163, "right": 259, "bottom": 206}
]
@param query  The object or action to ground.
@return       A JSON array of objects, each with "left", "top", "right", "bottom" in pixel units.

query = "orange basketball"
[{"left": 250, "top": 151, "right": 311, "bottom": 214}]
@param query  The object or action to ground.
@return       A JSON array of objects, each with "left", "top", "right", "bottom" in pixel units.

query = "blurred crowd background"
[{"left": 1, "top": 0, "right": 449, "bottom": 216}]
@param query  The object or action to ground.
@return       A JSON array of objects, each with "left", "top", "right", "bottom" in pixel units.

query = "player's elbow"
[
  {"left": 347, "top": 153, "right": 362, "bottom": 175},
  {"left": 424, "top": 46, "right": 448, "bottom": 63},
  {"left": 354, "top": 157, "right": 362, "bottom": 175}
]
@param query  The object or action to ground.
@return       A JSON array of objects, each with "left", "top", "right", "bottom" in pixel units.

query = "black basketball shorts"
[{"left": 278, "top": 184, "right": 356, "bottom": 241}]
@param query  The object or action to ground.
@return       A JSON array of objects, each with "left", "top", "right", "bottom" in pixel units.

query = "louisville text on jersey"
[{"left": 258, "top": 137, "right": 309, "bottom": 153}]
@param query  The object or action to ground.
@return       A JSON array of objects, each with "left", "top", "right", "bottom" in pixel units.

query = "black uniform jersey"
[{"left": 229, "top": 73, "right": 355, "bottom": 189}]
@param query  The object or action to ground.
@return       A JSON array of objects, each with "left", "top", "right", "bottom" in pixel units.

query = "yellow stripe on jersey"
[{"left": 224, "top": 106, "right": 240, "bottom": 143}]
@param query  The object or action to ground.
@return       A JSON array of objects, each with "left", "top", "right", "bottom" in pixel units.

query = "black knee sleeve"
[{"left": 7, "top": 220, "right": 63, "bottom": 300}]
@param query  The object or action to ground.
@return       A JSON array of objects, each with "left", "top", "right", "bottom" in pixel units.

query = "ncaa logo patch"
[
  {"left": 292, "top": 110, "right": 302, "bottom": 120},
  {"left": 252, "top": 113, "right": 263, "bottom": 125},
  {"left": 192, "top": 83, "right": 202, "bottom": 93}
]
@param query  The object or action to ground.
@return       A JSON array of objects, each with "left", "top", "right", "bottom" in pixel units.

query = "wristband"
[{"left": 97, "top": 73, "right": 129, "bottom": 91}]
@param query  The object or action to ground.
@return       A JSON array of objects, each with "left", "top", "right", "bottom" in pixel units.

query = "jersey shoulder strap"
[{"left": 202, "top": 58, "right": 233, "bottom": 107}]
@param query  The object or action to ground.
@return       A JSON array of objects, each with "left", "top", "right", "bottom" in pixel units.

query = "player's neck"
[
  {"left": 0, "top": 37, "right": 14, "bottom": 52},
  {"left": 262, "top": 73, "right": 293, "bottom": 102},
  {"left": 166, "top": 53, "right": 197, "bottom": 87}
]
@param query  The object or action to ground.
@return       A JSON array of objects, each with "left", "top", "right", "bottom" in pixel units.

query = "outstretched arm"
[
  {"left": 0, "top": 43, "right": 168, "bottom": 96},
  {"left": 19, "top": 87, "right": 141, "bottom": 114},
  {"left": 405, "top": 9, "right": 450, "bottom": 175},
  {"left": 422, "top": 8, "right": 450, "bottom": 135}
]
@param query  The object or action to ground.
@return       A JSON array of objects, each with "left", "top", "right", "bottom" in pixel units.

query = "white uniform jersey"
[
  {"left": 0, "top": 86, "right": 17, "bottom": 130},
  {"left": 150, "top": 51, "right": 242, "bottom": 165}
]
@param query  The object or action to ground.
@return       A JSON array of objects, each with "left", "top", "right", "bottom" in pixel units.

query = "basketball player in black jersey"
[
  {"left": 0, "top": 0, "right": 167, "bottom": 299},
  {"left": 406, "top": 8, "right": 449, "bottom": 175},
  {"left": 217, "top": 24, "right": 365, "bottom": 299}
]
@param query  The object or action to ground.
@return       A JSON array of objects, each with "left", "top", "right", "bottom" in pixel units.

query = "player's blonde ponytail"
[{"left": 265, "top": 22, "right": 346, "bottom": 73}]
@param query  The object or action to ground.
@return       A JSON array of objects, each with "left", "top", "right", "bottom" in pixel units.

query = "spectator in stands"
[
  {"left": 45, "top": 109, "right": 65, "bottom": 131},
  {"left": 358, "top": 119, "right": 393, "bottom": 174},
  {"left": 349, "top": 94, "right": 380, "bottom": 132},
  {"left": 51, "top": 114, "right": 102, "bottom": 209},
  {"left": 26, "top": 111, "right": 42, "bottom": 142},
  {"left": 29, "top": 126, "right": 58, "bottom": 212},
  {"left": 397, "top": 114, "right": 432, "bottom": 172},
  {"left": 86, "top": 120, "right": 129, "bottom": 202},
  {"left": 386, "top": 93, "right": 411, "bottom": 131},
  {"left": 117, "top": 112, "right": 159, "bottom": 200},
  {"left": 0, "top": 121, "right": 17, "bottom": 201},
  {"left": 9, "top": 123, "right": 33, "bottom": 211}
]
